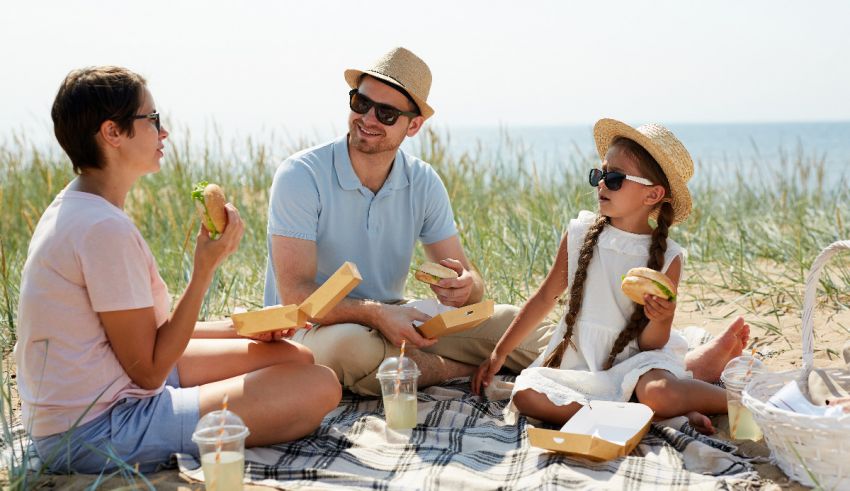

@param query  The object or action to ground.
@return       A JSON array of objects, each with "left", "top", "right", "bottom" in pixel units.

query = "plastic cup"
[
  {"left": 376, "top": 356, "right": 421, "bottom": 430},
  {"left": 720, "top": 355, "right": 765, "bottom": 441},
  {"left": 192, "top": 409, "right": 250, "bottom": 491}
]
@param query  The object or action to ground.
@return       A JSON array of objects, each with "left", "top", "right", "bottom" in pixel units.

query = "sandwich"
[
  {"left": 191, "top": 181, "right": 227, "bottom": 239},
  {"left": 413, "top": 261, "right": 458, "bottom": 285},
  {"left": 621, "top": 267, "right": 677, "bottom": 304}
]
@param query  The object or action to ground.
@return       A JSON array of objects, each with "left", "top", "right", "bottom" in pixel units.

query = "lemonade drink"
[
  {"left": 728, "top": 399, "right": 762, "bottom": 440},
  {"left": 376, "top": 355, "right": 421, "bottom": 432},
  {"left": 383, "top": 393, "right": 418, "bottom": 429},
  {"left": 201, "top": 451, "right": 245, "bottom": 491},
  {"left": 720, "top": 355, "right": 765, "bottom": 441},
  {"left": 192, "top": 410, "right": 250, "bottom": 491}
]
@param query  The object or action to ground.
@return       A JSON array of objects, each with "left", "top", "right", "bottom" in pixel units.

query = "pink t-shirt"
[{"left": 14, "top": 189, "right": 171, "bottom": 437}]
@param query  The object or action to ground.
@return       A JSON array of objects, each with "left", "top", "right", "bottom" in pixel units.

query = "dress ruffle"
[{"left": 504, "top": 340, "right": 691, "bottom": 424}]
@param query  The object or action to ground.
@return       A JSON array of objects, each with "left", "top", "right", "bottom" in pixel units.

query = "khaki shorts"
[{"left": 291, "top": 303, "right": 553, "bottom": 395}]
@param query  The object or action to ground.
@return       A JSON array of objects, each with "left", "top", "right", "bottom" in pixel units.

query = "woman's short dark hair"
[{"left": 51, "top": 66, "right": 147, "bottom": 174}]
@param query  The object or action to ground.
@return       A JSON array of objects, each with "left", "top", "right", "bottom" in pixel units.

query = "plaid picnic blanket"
[{"left": 179, "top": 377, "right": 763, "bottom": 490}]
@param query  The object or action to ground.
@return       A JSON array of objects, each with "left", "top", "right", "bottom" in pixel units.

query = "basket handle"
[{"left": 801, "top": 240, "right": 850, "bottom": 372}]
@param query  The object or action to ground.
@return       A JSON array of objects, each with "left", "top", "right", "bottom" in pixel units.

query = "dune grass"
[{"left": 0, "top": 126, "right": 848, "bottom": 486}]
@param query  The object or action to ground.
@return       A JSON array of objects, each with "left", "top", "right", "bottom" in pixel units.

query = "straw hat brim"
[
  {"left": 593, "top": 118, "right": 692, "bottom": 225},
  {"left": 345, "top": 69, "right": 434, "bottom": 120}
]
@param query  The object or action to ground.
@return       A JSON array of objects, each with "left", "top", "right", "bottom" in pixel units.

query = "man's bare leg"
[
  {"left": 407, "top": 350, "right": 477, "bottom": 387},
  {"left": 685, "top": 317, "right": 750, "bottom": 383}
]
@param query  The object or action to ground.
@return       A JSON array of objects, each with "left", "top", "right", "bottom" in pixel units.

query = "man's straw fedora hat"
[
  {"left": 344, "top": 47, "right": 434, "bottom": 120},
  {"left": 593, "top": 118, "right": 694, "bottom": 225}
]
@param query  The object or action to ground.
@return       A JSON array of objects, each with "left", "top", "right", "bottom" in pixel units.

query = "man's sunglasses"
[
  {"left": 349, "top": 89, "right": 418, "bottom": 126},
  {"left": 132, "top": 112, "right": 161, "bottom": 133},
  {"left": 588, "top": 168, "right": 654, "bottom": 191}
]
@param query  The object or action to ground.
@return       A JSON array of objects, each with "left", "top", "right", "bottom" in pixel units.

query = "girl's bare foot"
[
  {"left": 686, "top": 411, "right": 716, "bottom": 435},
  {"left": 685, "top": 317, "right": 750, "bottom": 383}
]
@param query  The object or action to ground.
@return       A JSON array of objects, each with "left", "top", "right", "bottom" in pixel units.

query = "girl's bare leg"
[
  {"left": 635, "top": 369, "right": 727, "bottom": 434},
  {"left": 512, "top": 389, "right": 583, "bottom": 426}
]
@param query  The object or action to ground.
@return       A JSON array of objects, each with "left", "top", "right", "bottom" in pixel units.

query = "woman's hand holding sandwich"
[{"left": 193, "top": 204, "right": 244, "bottom": 277}]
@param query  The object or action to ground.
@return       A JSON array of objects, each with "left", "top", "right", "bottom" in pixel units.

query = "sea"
[
  {"left": 411, "top": 122, "right": 850, "bottom": 188},
  {"left": 4, "top": 121, "right": 849, "bottom": 189}
]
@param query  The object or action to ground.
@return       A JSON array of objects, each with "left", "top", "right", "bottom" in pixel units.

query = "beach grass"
[{"left": 1, "top": 127, "right": 848, "bottom": 484}]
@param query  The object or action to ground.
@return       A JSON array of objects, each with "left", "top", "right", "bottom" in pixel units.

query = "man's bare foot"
[
  {"left": 686, "top": 411, "right": 716, "bottom": 435},
  {"left": 685, "top": 317, "right": 750, "bottom": 383}
]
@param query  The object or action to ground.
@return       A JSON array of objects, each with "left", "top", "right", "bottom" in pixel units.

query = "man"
[{"left": 263, "top": 47, "right": 549, "bottom": 395}]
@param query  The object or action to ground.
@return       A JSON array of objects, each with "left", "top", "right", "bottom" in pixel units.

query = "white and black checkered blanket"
[{"left": 179, "top": 376, "right": 763, "bottom": 490}]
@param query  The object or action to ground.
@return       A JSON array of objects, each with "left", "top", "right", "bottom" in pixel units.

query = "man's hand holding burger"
[{"left": 414, "top": 259, "right": 475, "bottom": 307}]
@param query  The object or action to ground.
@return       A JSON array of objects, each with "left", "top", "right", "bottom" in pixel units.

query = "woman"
[{"left": 14, "top": 66, "right": 341, "bottom": 473}]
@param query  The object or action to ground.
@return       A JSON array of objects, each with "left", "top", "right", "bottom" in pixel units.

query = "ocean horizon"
[
  {"left": 4, "top": 120, "right": 849, "bottom": 188},
  {"left": 424, "top": 121, "right": 850, "bottom": 186}
]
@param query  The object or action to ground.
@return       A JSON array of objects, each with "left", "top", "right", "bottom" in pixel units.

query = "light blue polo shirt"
[{"left": 263, "top": 135, "right": 458, "bottom": 306}]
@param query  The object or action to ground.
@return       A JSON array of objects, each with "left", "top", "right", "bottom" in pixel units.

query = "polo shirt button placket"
[{"left": 366, "top": 194, "right": 375, "bottom": 232}]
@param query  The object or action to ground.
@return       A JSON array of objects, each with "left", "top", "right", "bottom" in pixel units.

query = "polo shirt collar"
[
  {"left": 333, "top": 135, "right": 361, "bottom": 191},
  {"left": 334, "top": 135, "right": 411, "bottom": 192},
  {"left": 383, "top": 149, "right": 410, "bottom": 191}
]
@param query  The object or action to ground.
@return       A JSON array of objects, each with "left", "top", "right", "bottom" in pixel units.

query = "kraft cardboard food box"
[
  {"left": 527, "top": 401, "right": 653, "bottom": 461},
  {"left": 233, "top": 261, "right": 361, "bottom": 336},
  {"left": 232, "top": 304, "right": 308, "bottom": 336},
  {"left": 408, "top": 299, "right": 495, "bottom": 339}
]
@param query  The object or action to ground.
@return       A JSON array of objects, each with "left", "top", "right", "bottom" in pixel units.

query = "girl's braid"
[{"left": 543, "top": 214, "right": 609, "bottom": 368}]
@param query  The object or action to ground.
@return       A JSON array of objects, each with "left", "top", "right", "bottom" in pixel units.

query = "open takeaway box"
[
  {"left": 408, "top": 298, "right": 495, "bottom": 339},
  {"left": 528, "top": 401, "right": 654, "bottom": 461},
  {"left": 232, "top": 262, "right": 362, "bottom": 336}
]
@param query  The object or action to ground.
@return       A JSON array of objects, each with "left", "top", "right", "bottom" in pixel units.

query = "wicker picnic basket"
[{"left": 742, "top": 240, "right": 850, "bottom": 489}]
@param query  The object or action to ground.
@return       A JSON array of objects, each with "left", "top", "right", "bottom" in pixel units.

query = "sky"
[{"left": 2, "top": 0, "right": 850, "bottom": 143}]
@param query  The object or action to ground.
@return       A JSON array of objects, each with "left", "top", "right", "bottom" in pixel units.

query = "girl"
[
  {"left": 472, "top": 119, "right": 747, "bottom": 434},
  {"left": 15, "top": 66, "right": 341, "bottom": 474}
]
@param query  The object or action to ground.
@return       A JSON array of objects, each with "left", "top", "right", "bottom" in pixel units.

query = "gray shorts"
[{"left": 33, "top": 367, "right": 200, "bottom": 474}]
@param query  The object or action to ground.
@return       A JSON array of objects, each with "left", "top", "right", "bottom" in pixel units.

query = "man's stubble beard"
[{"left": 349, "top": 121, "right": 406, "bottom": 155}]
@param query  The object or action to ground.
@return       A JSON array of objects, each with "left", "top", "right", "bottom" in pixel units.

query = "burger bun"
[
  {"left": 621, "top": 267, "right": 677, "bottom": 305},
  {"left": 414, "top": 261, "right": 459, "bottom": 285}
]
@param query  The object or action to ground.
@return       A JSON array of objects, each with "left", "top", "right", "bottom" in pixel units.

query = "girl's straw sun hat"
[{"left": 593, "top": 118, "right": 694, "bottom": 225}]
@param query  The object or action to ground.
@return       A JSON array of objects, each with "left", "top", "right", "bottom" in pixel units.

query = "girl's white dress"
[{"left": 505, "top": 210, "right": 692, "bottom": 424}]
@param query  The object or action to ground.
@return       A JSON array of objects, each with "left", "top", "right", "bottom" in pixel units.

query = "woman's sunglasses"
[
  {"left": 588, "top": 168, "right": 654, "bottom": 191},
  {"left": 349, "top": 89, "right": 419, "bottom": 126},
  {"left": 132, "top": 112, "right": 161, "bottom": 133}
]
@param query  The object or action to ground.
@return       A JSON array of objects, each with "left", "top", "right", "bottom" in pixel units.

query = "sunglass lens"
[
  {"left": 374, "top": 105, "right": 399, "bottom": 125},
  {"left": 153, "top": 114, "right": 161, "bottom": 133},
  {"left": 605, "top": 172, "right": 625, "bottom": 190},
  {"left": 350, "top": 92, "right": 371, "bottom": 114},
  {"left": 589, "top": 169, "right": 603, "bottom": 187}
]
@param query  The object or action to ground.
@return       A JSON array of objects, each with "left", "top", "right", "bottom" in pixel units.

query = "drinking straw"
[
  {"left": 731, "top": 340, "right": 758, "bottom": 435},
  {"left": 209, "top": 394, "right": 229, "bottom": 489},
  {"left": 395, "top": 340, "right": 406, "bottom": 398},
  {"left": 743, "top": 339, "right": 759, "bottom": 379}
]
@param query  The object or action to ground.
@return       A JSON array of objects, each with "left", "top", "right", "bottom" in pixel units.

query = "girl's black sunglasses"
[{"left": 588, "top": 168, "right": 653, "bottom": 191}]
